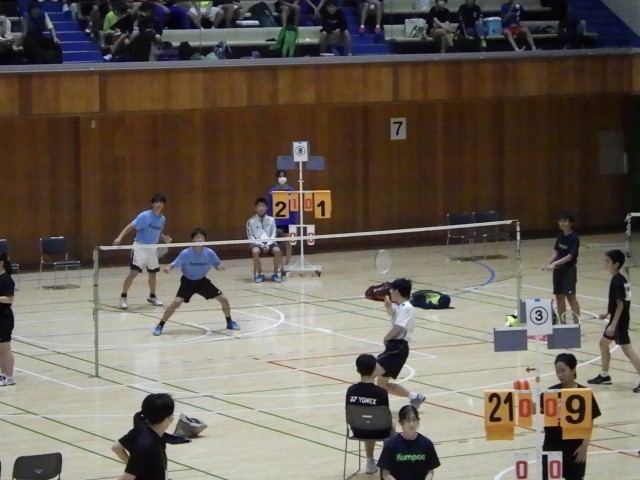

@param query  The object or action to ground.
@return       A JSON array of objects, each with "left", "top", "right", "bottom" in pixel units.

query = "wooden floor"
[{"left": 1, "top": 234, "right": 639, "bottom": 479}]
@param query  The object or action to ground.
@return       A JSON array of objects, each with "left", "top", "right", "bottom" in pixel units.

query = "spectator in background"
[
  {"left": 500, "top": 0, "right": 537, "bottom": 50},
  {"left": 267, "top": 170, "right": 298, "bottom": 266},
  {"left": 427, "top": 0, "right": 454, "bottom": 53},
  {"left": 163, "top": 1, "right": 191, "bottom": 29},
  {"left": 84, "top": 0, "right": 111, "bottom": 40},
  {"left": 358, "top": 0, "right": 382, "bottom": 35},
  {"left": 319, "top": 0, "right": 351, "bottom": 55},
  {"left": 301, "top": 0, "right": 324, "bottom": 26},
  {"left": 0, "top": 14, "right": 17, "bottom": 58},
  {"left": 188, "top": 1, "right": 225, "bottom": 28},
  {"left": 213, "top": 0, "right": 245, "bottom": 28},
  {"left": 275, "top": 0, "right": 301, "bottom": 27},
  {"left": 22, "top": 1, "right": 62, "bottom": 63},
  {"left": 458, "top": 0, "right": 486, "bottom": 51},
  {"left": 101, "top": 2, "right": 129, "bottom": 56}
]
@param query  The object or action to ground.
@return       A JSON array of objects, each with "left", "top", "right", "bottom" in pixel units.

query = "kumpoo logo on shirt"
[{"left": 395, "top": 453, "right": 427, "bottom": 462}]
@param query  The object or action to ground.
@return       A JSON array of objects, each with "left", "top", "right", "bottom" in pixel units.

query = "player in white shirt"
[{"left": 373, "top": 278, "right": 426, "bottom": 409}]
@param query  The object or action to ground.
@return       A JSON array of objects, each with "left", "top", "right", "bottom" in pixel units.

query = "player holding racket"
[{"left": 373, "top": 278, "right": 426, "bottom": 409}]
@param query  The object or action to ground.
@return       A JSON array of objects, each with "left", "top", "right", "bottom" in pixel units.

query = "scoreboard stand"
[
  {"left": 486, "top": 298, "right": 592, "bottom": 480},
  {"left": 274, "top": 141, "right": 332, "bottom": 277}
]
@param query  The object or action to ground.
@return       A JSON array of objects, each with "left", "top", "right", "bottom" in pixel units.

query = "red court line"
[{"left": 267, "top": 360, "right": 352, "bottom": 384}]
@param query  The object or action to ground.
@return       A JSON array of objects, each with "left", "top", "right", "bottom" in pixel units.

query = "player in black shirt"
[
  {"left": 543, "top": 211, "right": 581, "bottom": 324},
  {"left": 112, "top": 393, "right": 175, "bottom": 480},
  {"left": 543, "top": 353, "right": 601, "bottom": 480},
  {"left": 457, "top": 0, "right": 486, "bottom": 50},
  {"left": 588, "top": 250, "right": 640, "bottom": 392},
  {"left": 346, "top": 354, "right": 391, "bottom": 474},
  {"left": 0, "top": 253, "right": 15, "bottom": 387}
]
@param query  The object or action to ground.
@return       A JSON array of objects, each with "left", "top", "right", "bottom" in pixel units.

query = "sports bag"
[
  {"left": 365, "top": 282, "right": 392, "bottom": 301},
  {"left": 410, "top": 290, "right": 451, "bottom": 309},
  {"left": 248, "top": 2, "right": 278, "bottom": 27}
]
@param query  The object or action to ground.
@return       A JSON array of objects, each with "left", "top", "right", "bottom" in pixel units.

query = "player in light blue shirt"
[
  {"left": 113, "top": 194, "right": 172, "bottom": 310},
  {"left": 153, "top": 228, "right": 239, "bottom": 336}
]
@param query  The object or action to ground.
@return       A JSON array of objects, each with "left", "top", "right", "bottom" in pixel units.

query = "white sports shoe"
[
  {"left": 119, "top": 297, "right": 128, "bottom": 310},
  {"left": 0, "top": 376, "right": 16, "bottom": 386},
  {"left": 365, "top": 458, "right": 378, "bottom": 474},
  {"left": 147, "top": 296, "right": 163, "bottom": 307}
]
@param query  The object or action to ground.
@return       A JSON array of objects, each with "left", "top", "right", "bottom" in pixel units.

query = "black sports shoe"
[
  {"left": 633, "top": 383, "right": 640, "bottom": 393},
  {"left": 587, "top": 374, "right": 612, "bottom": 385}
]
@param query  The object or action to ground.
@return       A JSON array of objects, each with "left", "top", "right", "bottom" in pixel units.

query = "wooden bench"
[{"left": 162, "top": 26, "right": 321, "bottom": 47}]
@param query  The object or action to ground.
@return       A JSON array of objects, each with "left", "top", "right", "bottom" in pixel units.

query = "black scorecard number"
[
  {"left": 564, "top": 394, "right": 586, "bottom": 425},
  {"left": 488, "top": 391, "right": 514, "bottom": 423},
  {"left": 316, "top": 200, "right": 326, "bottom": 218},
  {"left": 274, "top": 201, "right": 288, "bottom": 219}
]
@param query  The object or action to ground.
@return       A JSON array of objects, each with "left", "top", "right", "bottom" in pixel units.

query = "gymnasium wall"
[{"left": 0, "top": 52, "right": 636, "bottom": 264}]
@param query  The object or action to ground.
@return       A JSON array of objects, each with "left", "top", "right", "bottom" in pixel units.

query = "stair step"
[
  {"left": 62, "top": 50, "right": 104, "bottom": 62},
  {"left": 57, "top": 31, "right": 90, "bottom": 41}
]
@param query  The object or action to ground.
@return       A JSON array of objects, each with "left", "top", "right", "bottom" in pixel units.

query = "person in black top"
[
  {"left": 112, "top": 393, "right": 175, "bottom": 480},
  {"left": 543, "top": 353, "right": 601, "bottom": 480},
  {"left": 587, "top": 250, "right": 640, "bottom": 392},
  {"left": 319, "top": 0, "right": 351, "bottom": 55},
  {"left": 346, "top": 354, "right": 391, "bottom": 474},
  {"left": 427, "top": 0, "right": 454, "bottom": 53},
  {"left": 0, "top": 253, "right": 15, "bottom": 387},
  {"left": 543, "top": 211, "right": 580, "bottom": 324},
  {"left": 378, "top": 405, "right": 440, "bottom": 480},
  {"left": 457, "top": 0, "right": 486, "bottom": 50}
]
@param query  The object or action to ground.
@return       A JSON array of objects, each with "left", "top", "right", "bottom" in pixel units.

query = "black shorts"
[
  {"left": 542, "top": 448, "right": 585, "bottom": 480},
  {"left": 377, "top": 339, "right": 409, "bottom": 379},
  {"left": 0, "top": 308, "right": 14, "bottom": 343},
  {"left": 603, "top": 317, "right": 631, "bottom": 345},
  {"left": 176, "top": 276, "right": 222, "bottom": 303},
  {"left": 553, "top": 265, "right": 577, "bottom": 295}
]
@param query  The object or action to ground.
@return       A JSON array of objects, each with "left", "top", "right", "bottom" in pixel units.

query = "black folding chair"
[
  {"left": 39, "top": 236, "right": 81, "bottom": 288},
  {"left": 12, "top": 452, "right": 62, "bottom": 480},
  {"left": 343, "top": 405, "right": 393, "bottom": 480}
]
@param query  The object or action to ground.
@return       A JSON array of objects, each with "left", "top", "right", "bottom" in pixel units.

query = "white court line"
[
  {"left": 494, "top": 449, "right": 640, "bottom": 480},
  {"left": 14, "top": 305, "right": 284, "bottom": 352},
  {"left": 14, "top": 367, "right": 83, "bottom": 390},
  {"left": 282, "top": 320, "right": 437, "bottom": 359}
]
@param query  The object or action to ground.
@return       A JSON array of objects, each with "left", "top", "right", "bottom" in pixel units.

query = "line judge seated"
[{"left": 346, "top": 354, "right": 392, "bottom": 475}]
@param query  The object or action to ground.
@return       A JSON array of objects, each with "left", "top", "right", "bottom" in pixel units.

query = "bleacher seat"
[{"left": 162, "top": 26, "right": 321, "bottom": 48}]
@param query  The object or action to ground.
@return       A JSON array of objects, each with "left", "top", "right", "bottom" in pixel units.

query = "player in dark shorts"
[
  {"left": 153, "top": 228, "right": 239, "bottom": 336},
  {"left": 0, "top": 253, "right": 16, "bottom": 387},
  {"left": 372, "top": 278, "right": 426, "bottom": 409},
  {"left": 543, "top": 211, "right": 580, "bottom": 324},
  {"left": 588, "top": 250, "right": 640, "bottom": 392}
]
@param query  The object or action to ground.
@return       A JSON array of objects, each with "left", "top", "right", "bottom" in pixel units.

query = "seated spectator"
[
  {"left": 275, "top": 0, "right": 301, "bottom": 28},
  {"left": 427, "top": 0, "right": 454, "bottom": 53},
  {"left": 500, "top": 0, "right": 537, "bottom": 51},
  {"left": 301, "top": 0, "right": 324, "bottom": 26},
  {"left": 319, "top": 0, "right": 351, "bottom": 55},
  {"left": 21, "top": 1, "right": 62, "bottom": 63},
  {"left": 0, "top": 14, "right": 15, "bottom": 51},
  {"left": 457, "top": 0, "right": 486, "bottom": 50},
  {"left": 102, "top": 5, "right": 134, "bottom": 61},
  {"left": 83, "top": 0, "right": 111, "bottom": 40},
  {"left": 346, "top": 354, "right": 392, "bottom": 475},
  {"left": 101, "top": 2, "right": 129, "bottom": 53},
  {"left": 213, "top": 0, "right": 245, "bottom": 28},
  {"left": 358, "top": 0, "right": 382, "bottom": 35},
  {"left": 163, "top": 1, "right": 191, "bottom": 29},
  {"left": 247, "top": 197, "right": 283, "bottom": 284},
  {"left": 188, "top": 1, "right": 225, "bottom": 28}
]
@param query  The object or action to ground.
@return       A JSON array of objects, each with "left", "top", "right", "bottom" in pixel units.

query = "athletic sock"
[
  {"left": 149, "top": 293, "right": 157, "bottom": 298},
  {"left": 121, "top": 293, "right": 127, "bottom": 298},
  {"left": 408, "top": 392, "right": 418, "bottom": 400},
  {"left": 601, "top": 371, "right": 609, "bottom": 376},
  {"left": 158, "top": 321, "right": 166, "bottom": 327},
  {"left": 225, "top": 316, "right": 232, "bottom": 322}
]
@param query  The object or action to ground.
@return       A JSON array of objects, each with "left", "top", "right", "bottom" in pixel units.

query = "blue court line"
[{"left": 447, "top": 259, "right": 497, "bottom": 297}]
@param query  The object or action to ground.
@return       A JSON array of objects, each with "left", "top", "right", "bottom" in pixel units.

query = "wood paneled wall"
[{"left": 0, "top": 54, "right": 636, "bottom": 264}]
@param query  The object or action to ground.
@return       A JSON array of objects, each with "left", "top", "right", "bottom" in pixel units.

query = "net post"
[
  {"left": 515, "top": 220, "right": 522, "bottom": 313},
  {"left": 92, "top": 246, "right": 100, "bottom": 378}
]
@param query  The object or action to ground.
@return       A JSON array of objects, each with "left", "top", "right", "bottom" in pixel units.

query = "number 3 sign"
[{"left": 525, "top": 299, "right": 553, "bottom": 336}]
